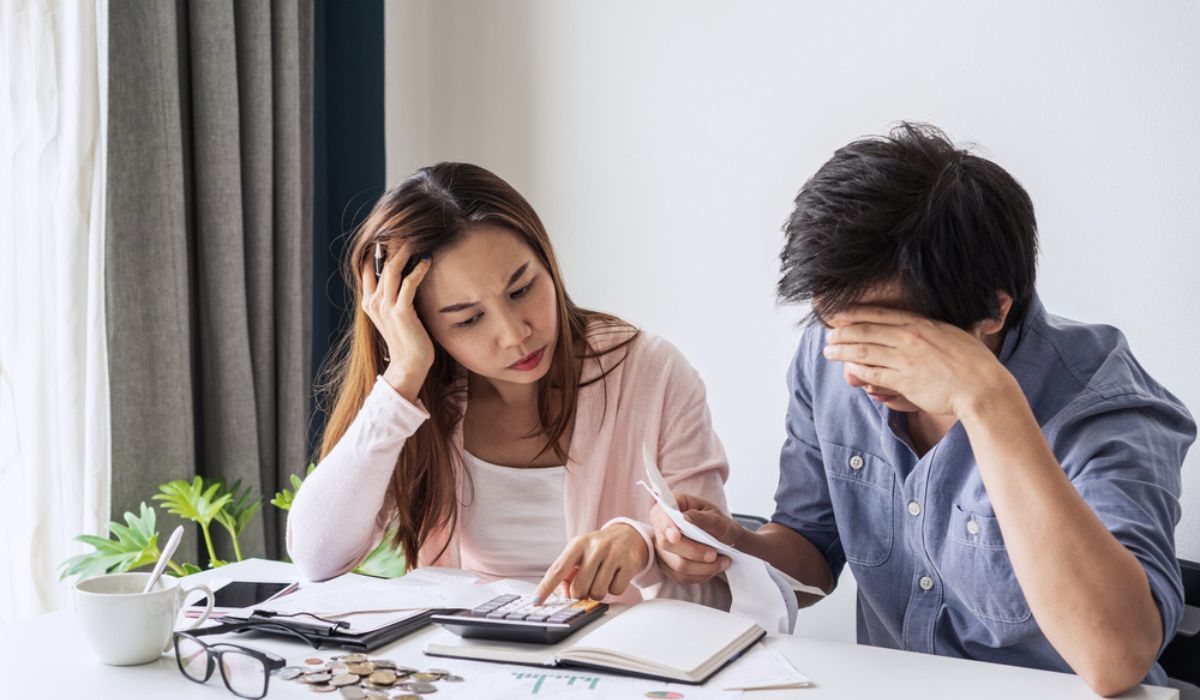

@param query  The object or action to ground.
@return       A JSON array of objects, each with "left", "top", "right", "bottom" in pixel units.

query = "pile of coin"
[{"left": 277, "top": 654, "right": 464, "bottom": 697}]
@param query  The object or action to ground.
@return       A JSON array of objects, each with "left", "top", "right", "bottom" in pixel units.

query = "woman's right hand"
[{"left": 360, "top": 244, "right": 434, "bottom": 403}]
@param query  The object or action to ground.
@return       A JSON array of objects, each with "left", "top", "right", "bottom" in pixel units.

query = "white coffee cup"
[{"left": 74, "top": 572, "right": 214, "bottom": 666}]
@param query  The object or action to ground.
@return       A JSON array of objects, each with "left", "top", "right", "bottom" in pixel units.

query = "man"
[{"left": 652, "top": 123, "right": 1194, "bottom": 695}]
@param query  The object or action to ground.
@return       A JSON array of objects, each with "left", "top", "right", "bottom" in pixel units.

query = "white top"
[{"left": 456, "top": 450, "right": 568, "bottom": 583}]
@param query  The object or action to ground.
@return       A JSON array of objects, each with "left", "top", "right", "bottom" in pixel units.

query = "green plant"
[
  {"left": 214, "top": 479, "right": 263, "bottom": 563},
  {"left": 59, "top": 464, "right": 407, "bottom": 581},
  {"left": 59, "top": 502, "right": 177, "bottom": 580},
  {"left": 270, "top": 463, "right": 316, "bottom": 511},
  {"left": 153, "top": 477, "right": 232, "bottom": 568}
]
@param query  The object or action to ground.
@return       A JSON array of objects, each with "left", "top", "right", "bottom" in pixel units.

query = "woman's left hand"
[{"left": 533, "top": 524, "right": 650, "bottom": 602}]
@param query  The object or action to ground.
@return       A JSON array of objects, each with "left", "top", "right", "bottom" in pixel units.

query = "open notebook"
[{"left": 424, "top": 598, "right": 766, "bottom": 684}]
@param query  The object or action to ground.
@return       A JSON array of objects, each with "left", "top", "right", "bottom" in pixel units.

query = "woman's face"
[{"left": 415, "top": 224, "right": 559, "bottom": 387}]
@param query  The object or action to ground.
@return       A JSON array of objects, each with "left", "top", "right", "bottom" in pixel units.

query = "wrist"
[
  {"left": 603, "top": 517, "right": 655, "bottom": 576},
  {"left": 382, "top": 364, "right": 427, "bottom": 404},
  {"left": 730, "top": 520, "right": 755, "bottom": 553},
  {"left": 959, "top": 371, "right": 1024, "bottom": 427}
]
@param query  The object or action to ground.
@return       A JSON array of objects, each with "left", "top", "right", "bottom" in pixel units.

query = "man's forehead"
[
  {"left": 851, "top": 282, "right": 913, "bottom": 310},
  {"left": 816, "top": 281, "right": 915, "bottom": 314}
]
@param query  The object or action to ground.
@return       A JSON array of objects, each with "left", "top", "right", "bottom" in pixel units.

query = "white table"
[{"left": 0, "top": 558, "right": 1176, "bottom": 699}]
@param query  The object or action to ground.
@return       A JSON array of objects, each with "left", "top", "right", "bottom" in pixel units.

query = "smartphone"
[{"left": 189, "top": 581, "right": 293, "bottom": 611}]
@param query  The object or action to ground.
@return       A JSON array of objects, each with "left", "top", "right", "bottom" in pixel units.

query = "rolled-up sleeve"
[
  {"left": 771, "top": 327, "right": 846, "bottom": 588},
  {"left": 1050, "top": 391, "right": 1195, "bottom": 655}
]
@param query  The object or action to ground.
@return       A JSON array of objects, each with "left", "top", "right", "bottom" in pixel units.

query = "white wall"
[{"left": 386, "top": 0, "right": 1200, "bottom": 642}]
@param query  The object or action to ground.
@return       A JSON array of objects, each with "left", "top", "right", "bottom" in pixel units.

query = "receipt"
[{"left": 638, "top": 446, "right": 823, "bottom": 633}]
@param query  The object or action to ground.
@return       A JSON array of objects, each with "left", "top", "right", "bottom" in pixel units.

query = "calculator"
[{"left": 431, "top": 594, "right": 608, "bottom": 644}]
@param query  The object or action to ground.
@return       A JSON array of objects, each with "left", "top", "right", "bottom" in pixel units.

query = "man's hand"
[
  {"left": 533, "top": 523, "right": 649, "bottom": 602},
  {"left": 649, "top": 494, "right": 735, "bottom": 584},
  {"left": 822, "top": 306, "right": 1018, "bottom": 418}
]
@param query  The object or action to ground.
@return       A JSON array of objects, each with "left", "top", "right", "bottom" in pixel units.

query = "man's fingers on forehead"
[{"left": 828, "top": 322, "right": 904, "bottom": 346}]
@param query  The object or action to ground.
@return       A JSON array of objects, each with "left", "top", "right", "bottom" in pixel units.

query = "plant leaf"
[
  {"left": 271, "top": 463, "right": 317, "bottom": 512},
  {"left": 57, "top": 503, "right": 161, "bottom": 581},
  {"left": 214, "top": 479, "right": 263, "bottom": 537},
  {"left": 153, "top": 477, "right": 232, "bottom": 527},
  {"left": 353, "top": 528, "right": 407, "bottom": 578}
]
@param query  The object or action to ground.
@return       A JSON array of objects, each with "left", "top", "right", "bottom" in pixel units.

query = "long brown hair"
[{"left": 315, "top": 163, "right": 637, "bottom": 568}]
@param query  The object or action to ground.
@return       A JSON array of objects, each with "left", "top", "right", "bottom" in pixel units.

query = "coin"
[
  {"left": 369, "top": 659, "right": 396, "bottom": 669},
  {"left": 407, "top": 681, "right": 438, "bottom": 694},
  {"left": 422, "top": 668, "right": 450, "bottom": 676},
  {"left": 338, "top": 687, "right": 366, "bottom": 700},
  {"left": 329, "top": 663, "right": 350, "bottom": 674},
  {"left": 368, "top": 670, "right": 397, "bottom": 685},
  {"left": 392, "top": 665, "right": 419, "bottom": 675},
  {"left": 340, "top": 653, "right": 369, "bottom": 663},
  {"left": 280, "top": 666, "right": 306, "bottom": 680},
  {"left": 347, "top": 662, "right": 376, "bottom": 675},
  {"left": 412, "top": 672, "right": 440, "bottom": 682},
  {"left": 305, "top": 657, "right": 325, "bottom": 665},
  {"left": 309, "top": 684, "right": 336, "bottom": 693},
  {"left": 362, "top": 691, "right": 390, "bottom": 699},
  {"left": 330, "top": 674, "right": 360, "bottom": 687},
  {"left": 441, "top": 674, "right": 463, "bottom": 682},
  {"left": 303, "top": 673, "right": 333, "bottom": 684},
  {"left": 391, "top": 695, "right": 420, "bottom": 700}
]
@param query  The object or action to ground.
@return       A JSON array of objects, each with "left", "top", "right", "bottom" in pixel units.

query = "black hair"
[{"left": 778, "top": 122, "right": 1038, "bottom": 331}]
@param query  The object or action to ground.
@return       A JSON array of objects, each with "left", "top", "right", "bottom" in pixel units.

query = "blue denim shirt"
[{"left": 772, "top": 296, "right": 1195, "bottom": 684}]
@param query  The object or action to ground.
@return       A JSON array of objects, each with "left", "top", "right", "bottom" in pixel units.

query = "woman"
[{"left": 287, "top": 163, "right": 731, "bottom": 605}]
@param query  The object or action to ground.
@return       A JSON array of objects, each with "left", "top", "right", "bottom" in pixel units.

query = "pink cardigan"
[{"left": 287, "top": 327, "right": 731, "bottom": 606}]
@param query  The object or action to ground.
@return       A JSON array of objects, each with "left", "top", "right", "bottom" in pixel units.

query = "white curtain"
[{"left": 0, "top": 0, "right": 110, "bottom": 622}]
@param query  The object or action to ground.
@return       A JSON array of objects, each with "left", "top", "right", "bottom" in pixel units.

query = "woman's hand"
[
  {"left": 649, "top": 494, "right": 735, "bottom": 584},
  {"left": 359, "top": 244, "right": 434, "bottom": 403},
  {"left": 533, "top": 524, "right": 650, "bottom": 602}
]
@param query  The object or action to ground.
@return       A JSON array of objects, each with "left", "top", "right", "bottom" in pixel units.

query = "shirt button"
[
  {"left": 919, "top": 576, "right": 935, "bottom": 591},
  {"left": 967, "top": 520, "right": 980, "bottom": 535},
  {"left": 849, "top": 455, "right": 865, "bottom": 471},
  {"left": 907, "top": 500, "right": 922, "bottom": 517}
]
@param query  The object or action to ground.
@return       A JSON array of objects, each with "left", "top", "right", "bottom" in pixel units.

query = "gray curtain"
[{"left": 106, "top": 0, "right": 313, "bottom": 565}]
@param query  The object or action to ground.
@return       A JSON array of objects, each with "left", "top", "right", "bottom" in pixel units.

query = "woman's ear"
[{"left": 976, "top": 291, "right": 1014, "bottom": 337}]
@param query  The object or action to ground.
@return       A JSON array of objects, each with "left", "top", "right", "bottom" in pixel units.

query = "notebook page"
[{"left": 558, "top": 599, "right": 761, "bottom": 676}]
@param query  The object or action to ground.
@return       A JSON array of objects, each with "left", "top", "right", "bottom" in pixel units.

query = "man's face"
[{"left": 821, "top": 282, "right": 923, "bottom": 413}]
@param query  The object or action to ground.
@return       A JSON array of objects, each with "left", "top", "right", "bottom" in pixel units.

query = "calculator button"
[{"left": 486, "top": 611, "right": 510, "bottom": 619}]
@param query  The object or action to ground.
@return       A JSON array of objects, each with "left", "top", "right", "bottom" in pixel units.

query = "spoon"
[{"left": 143, "top": 525, "right": 185, "bottom": 593}]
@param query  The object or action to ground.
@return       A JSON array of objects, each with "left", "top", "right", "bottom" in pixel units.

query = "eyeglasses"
[{"left": 173, "top": 630, "right": 286, "bottom": 699}]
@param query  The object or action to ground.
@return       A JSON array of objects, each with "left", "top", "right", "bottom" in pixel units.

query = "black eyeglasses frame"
[{"left": 173, "top": 630, "right": 286, "bottom": 699}]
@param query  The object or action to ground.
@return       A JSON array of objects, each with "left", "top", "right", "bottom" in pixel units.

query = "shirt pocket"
[
  {"left": 943, "top": 504, "right": 1032, "bottom": 623},
  {"left": 822, "top": 443, "right": 894, "bottom": 567}
]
